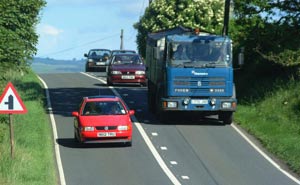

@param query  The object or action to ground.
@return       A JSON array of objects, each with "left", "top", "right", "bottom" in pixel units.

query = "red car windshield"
[
  {"left": 82, "top": 101, "right": 126, "bottom": 116},
  {"left": 112, "top": 55, "right": 143, "bottom": 65}
]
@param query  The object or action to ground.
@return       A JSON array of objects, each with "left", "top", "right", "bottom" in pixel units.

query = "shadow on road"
[{"left": 56, "top": 138, "right": 130, "bottom": 149}]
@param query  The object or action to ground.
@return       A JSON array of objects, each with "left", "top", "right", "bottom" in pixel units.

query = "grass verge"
[
  {"left": 234, "top": 80, "right": 300, "bottom": 176},
  {"left": 0, "top": 70, "right": 58, "bottom": 185}
]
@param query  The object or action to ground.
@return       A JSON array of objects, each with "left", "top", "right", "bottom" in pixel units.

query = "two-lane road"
[{"left": 39, "top": 72, "right": 299, "bottom": 185}]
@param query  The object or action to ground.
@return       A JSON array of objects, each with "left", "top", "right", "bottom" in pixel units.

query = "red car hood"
[
  {"left": 111, "top": 64, "right": 145, "bottom": 71},
  {"left": 79, "top": 115, "right": 131, "bottom": 126}
]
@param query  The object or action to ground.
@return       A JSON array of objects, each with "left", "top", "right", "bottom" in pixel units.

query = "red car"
[
  {"left": 71, "top": 95, "right": 134, "bottom": 146},
  {"left": 106, "top": 53, "right": 147, "bottom": 86}
]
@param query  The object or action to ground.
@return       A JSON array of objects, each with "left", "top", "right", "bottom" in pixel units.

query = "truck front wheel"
[{"left": 219, "top": 112, "right": 233, "bottom": 125}]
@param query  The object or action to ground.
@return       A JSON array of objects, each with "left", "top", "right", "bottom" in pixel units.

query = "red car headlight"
[
  {"left": 117, "top": 125, "right": 130, "bottom": 131},
  {"left": 111, "top": 71, "right": 122, "bottom": 75},
  {"left": 83, "top": 126, "right": 94, "bottom": 131},
  {"left": 135, "top": 71, "right": 145, "bottom": 75}
]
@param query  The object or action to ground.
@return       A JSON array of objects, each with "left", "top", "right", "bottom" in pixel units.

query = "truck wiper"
[
  {"left": 173, "top": 64, "right": 184, "bottom": 67},
  {"left": 204, "top": 62, "right": 216, "bottom": 68},
  {"left": 194, "top": 62, "right": 216, "bottom": 68},
  {"left": 182, "top": 61, "right": 217, "bottom": 68},
  {"left": 183, "top": 62, "right": 195, "bottom": 68}
]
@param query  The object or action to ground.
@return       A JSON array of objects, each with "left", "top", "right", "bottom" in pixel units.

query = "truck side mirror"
[
  {"left": 238, "top": 52, "right": 244, "bottom": 66},
  {"left": 238, "top": 47, "right": 244, "bottom": 66}
]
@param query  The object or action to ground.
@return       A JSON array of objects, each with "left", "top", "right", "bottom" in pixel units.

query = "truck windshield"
[{"left": 169, "top": 41, "right": 230, "bottom": 68}]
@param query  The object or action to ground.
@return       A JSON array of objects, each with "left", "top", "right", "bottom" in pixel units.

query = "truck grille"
[{"left": 173, "top": 76, "right": 225, "bottom": 87}]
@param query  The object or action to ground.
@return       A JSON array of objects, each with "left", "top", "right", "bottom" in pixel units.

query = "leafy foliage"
[
  {"left": 231, "top": 0, "right": 300, "bottom": 70},
  {"left": 134, "top": 0, "right": 225, "bottom": 57},
  {"left": 0, "top": 0, "right": 46, "bottom": 78}
]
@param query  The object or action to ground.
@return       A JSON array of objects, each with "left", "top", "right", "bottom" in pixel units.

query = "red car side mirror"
[
  {"left": 129, "top": 110, "right": 135, "bottom": 115},
  {"left": 72, "top": 111, "right": 79, "bottom": 117}
]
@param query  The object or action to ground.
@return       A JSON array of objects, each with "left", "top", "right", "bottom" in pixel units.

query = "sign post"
[
  {"left": 0, "top": 82, "right": 27, "bottom": 158},
  {"left": 9, "top": 113, "right": 14, "bottom": 158}
]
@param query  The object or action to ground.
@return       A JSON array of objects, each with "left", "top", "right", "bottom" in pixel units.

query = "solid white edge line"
[
  {"left": 231, "top": 123, "right": 300, "bottom": 184},
  {"left": 80, "top": 72, "right": 181, "bottom": 185},
  {"left": 37, "top": 76, "right": 66, "bottom": 185}
]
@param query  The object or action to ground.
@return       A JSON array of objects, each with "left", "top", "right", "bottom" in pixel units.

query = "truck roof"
[
  {"left": 167, "top": 34, "right": 231, "bottom": 43},
  {"left": 147, "top": 26, "right": 229, "bottom": 45},
  {"left": 147, "top": 26, "right": 191, "bottom": 41}
]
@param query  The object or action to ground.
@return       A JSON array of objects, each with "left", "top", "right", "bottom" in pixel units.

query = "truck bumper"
[{"left": 160, "top": 97, "right": 237, "bottom": 112}]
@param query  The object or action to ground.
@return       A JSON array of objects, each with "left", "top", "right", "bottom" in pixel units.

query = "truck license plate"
[
  {"left": 97, "top": 132, "right": 116, "bottom": 137},
  {"left": 191, "top": 99, "right": 208, "bottom": 104}
]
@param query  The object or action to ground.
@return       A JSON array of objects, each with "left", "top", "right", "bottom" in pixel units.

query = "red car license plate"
[
  {"left": 97, "top": 132, "right": 116, "bottom": 137},
  {"left": 121, "top": 75, "right": 135, "bottom": 79}
]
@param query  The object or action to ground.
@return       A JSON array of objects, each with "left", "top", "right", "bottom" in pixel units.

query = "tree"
[
  {"left": 231, "top": 0, "right": 300, "bottom": 71},
  {"left": 134, "top": 0, "right": 225, "bottom": 57},
  {"left": 0, "top": 0, "right": 46, "bottom": 77}
]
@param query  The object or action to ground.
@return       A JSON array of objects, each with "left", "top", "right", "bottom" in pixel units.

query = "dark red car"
[
  {"left": 71, "top": 95, "right": 134, "bottom": 146},
  {"left": 106, "top": 53, "right": 147, "bottom": 86}
]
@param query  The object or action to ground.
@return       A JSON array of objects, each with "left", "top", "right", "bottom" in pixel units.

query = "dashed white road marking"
[
  {"left": 160, "top": 146, "right": 168, "bottom": 150},
  {"left": 170, "top": 161, "right": 178, "bottom": 165},
  {"left": 151, "top": 132, "right": 158, "bottom": 136},
  {"left": 181, "top": 176, "right": 190, "bottom": 180}
]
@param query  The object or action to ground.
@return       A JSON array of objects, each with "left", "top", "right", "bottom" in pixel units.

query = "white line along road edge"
[
  {"left": 38, "top": 76, "right": 66, "bottom": 185},
  {"left": 231, "top": 124, "right": 300, "bottom": 184},
  {"left": 81, "top": 72, "right": 181, "bottom": 185}
]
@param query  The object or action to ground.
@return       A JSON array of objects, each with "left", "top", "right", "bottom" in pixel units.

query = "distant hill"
[{"left": 30, "top": 57, "right": 86, "bottom": 73}]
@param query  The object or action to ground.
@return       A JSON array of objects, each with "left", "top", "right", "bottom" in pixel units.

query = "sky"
[{"left": 36, "top": 0, "right": 148, "bottom": 60}]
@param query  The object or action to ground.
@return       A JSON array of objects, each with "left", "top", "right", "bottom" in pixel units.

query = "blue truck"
[{"left": 146, "top": 26, "right": 242, "bottom": 124}]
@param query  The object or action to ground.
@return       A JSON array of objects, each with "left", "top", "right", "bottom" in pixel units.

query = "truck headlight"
[
  {"left": 88, "top": 59, "right": 94, "bottom": 62},
  {"left": 221, "top": 102, "right": 232, "bottom": 109},
  {"left": 163, "top": 101, "right": 177, "bottom": 108}
]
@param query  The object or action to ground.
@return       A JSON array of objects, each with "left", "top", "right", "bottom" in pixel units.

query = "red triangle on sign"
[{"left": 0, "top": 82, "right": 27, "bottom": 114}]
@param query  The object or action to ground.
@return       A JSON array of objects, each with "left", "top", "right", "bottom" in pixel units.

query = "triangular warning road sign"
[{"left": 0, "top": 82, "right": 27, "bottom": 114}]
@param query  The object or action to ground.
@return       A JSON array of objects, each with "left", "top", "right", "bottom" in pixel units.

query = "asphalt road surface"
[{"left": 38, "top": 72, "right": 300, "bottom": 185}]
